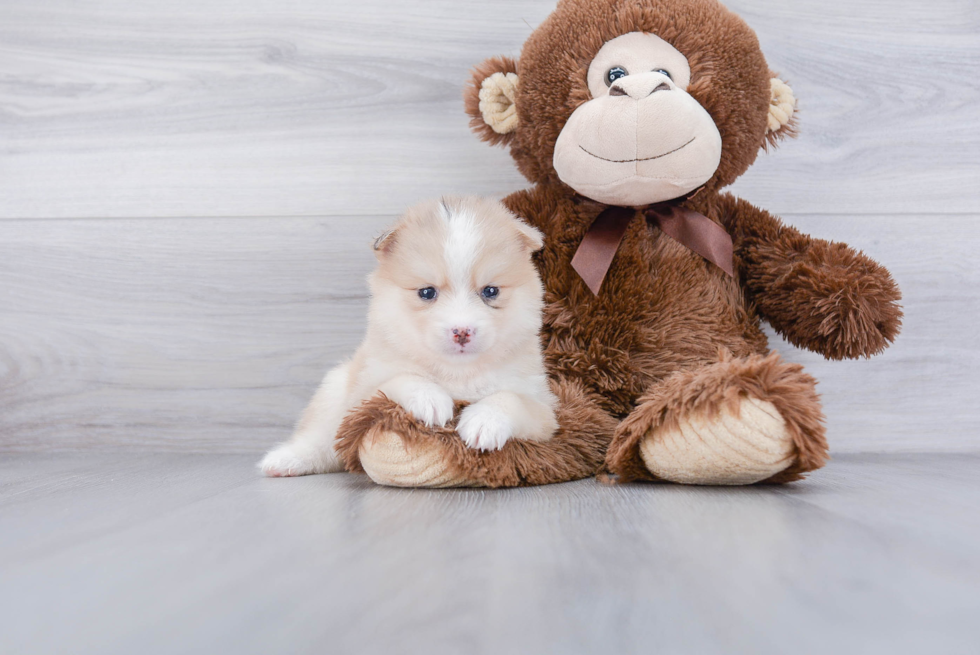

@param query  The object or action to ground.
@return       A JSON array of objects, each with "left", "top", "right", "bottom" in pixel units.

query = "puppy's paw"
[
  {"left": 398, "top": 385, "right": 455, "bottom": 428},
  {"left": 457, "top": 402, "right": 514, "bottom": 451},
  {"left": 259, "top": 444, "right": 319, "bottom": 477}
]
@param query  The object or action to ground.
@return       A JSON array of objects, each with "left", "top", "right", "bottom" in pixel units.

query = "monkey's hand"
[{"left": 724, "top": 195, "right": 902, "bottom": 360}]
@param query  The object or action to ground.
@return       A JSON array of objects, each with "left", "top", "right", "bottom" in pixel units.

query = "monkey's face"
[
  {"left": 552, "top": 32, "right": 723, "bottom": 207},
  {"left": 464, "top": 0, "right": 796, "bottom": 199}
]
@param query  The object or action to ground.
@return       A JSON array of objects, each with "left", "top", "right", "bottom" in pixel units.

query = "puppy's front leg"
[
  {"left": 378, "top": 374, "right": 455, "bottom": 428},
  {"left": 259, "top": 362, "right": 351, "bottom": 477},
  {"left": 457, "top": 391, "right": 558, "bottom": 451}
]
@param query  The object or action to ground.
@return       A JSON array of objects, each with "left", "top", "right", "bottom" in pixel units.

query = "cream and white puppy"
[{"left": 260, "top": 196, "right": 558, "bottom": 477}]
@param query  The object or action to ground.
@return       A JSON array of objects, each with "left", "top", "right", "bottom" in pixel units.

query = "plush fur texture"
[
  {"left": 342, "top": 0, "right": 902, "bottom": 487},
  {"left": 337, "top": 378, "right": 616, "bottom": 487},
  {"left": 604, "top": 350, "right": 827, "bottom": 483}
]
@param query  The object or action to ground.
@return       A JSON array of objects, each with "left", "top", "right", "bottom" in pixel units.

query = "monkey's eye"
[
  {"left": 418, "top": 287, "right": 437, "bottom": 301},
  {"left": 605, "top": 66, "right": 628, "bottom": 86},
  {"left": 481, "top": 286, "right": 500, "bottom": 301},
  {"left": 653, "top": 68, "right": 672, "bottom": 80}
]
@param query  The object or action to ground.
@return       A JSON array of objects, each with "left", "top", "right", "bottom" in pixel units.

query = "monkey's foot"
[
  {"left": 335, "top": 381, "right": 615, "bottom": 488},
  {"left": 605, "top": 351, "right": 829, "bottom": 485},
  {"left": 359, "top": 428, "right": 476, "bottom": 488},
  {"left": 639, "top": 395, "right": 793, "bottom": 485}
]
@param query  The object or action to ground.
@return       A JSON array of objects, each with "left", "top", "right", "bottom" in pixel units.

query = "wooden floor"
[{"left": 1, "top": 453, "right": 978, "bottom": 655}]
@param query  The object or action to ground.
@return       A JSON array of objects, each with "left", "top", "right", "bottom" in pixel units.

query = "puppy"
[{"left": 260, "top": 196, "right": 558, "bottom": 477}]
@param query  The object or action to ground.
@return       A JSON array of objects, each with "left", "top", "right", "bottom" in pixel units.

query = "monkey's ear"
[
  {"left": 764, "top": 75, "right": 798, "bottom": 150},
  {"left": 372, "top": 228, "right": 397, "bottom": 258},
  {"left": 464, "top": 56, "right": 520, "bottom": 146}
]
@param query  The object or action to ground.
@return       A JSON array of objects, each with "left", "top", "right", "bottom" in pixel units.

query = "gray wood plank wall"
[{"left": 1, "top": 0, "right": 978, "bottom": 453}]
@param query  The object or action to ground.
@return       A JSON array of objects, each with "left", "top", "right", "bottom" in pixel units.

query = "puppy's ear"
[
  {"left": 464, "top": 56, "right": 520, "bottom": 146},
  {"left": 372, "top": 228, "right": 397, "bottom": 258},
  {"left": 513, "top": 220, "right": 545, "bottom": 253},
  {"left": 764, "top": 74, "right": 798, "bottom": 151}
]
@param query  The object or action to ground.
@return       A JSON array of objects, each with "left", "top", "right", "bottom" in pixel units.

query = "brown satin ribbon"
[{"left": 570, "top": 203, "right": 734, "bottom": 295}]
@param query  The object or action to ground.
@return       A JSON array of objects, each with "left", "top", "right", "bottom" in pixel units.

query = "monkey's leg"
[
  {"left": 335, "top": 378, "right": 615, "bottom": 488},
  {"left": 604, "top": 351, "right": 828, "bottom": 485}
]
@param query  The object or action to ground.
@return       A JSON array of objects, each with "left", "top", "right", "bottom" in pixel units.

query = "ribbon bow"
[{"left": 570, "top": 203, "right": 734, "bottom": 295}]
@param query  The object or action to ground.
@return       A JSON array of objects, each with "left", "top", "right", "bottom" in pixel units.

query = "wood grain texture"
[
  {"left": 0, "top": 215, "right": 386, "bottom": 451},
  {"left": 0, "top": 0, "right": 978, "bottom": 455},
  {"left": 0, "top": 0, "right": 978, "bottom": 219},
  {"left": 1, "top": 453, "right": 978, "bottom": 655},
  {"left": 1, "top": 214, "right": 977, "bottom": 454}
]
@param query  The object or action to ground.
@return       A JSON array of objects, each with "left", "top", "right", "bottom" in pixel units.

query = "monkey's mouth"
[{"left": 579, "top": 136, "right": 696, "bottom": 163}]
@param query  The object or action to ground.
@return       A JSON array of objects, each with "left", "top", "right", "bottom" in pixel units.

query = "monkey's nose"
[{"left": 609, "top": 77, "right": 672, "bottom": 99}]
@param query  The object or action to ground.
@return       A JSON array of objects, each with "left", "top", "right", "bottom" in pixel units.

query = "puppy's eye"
[
  {"left": 605, "top": 66, "right": 628, "bottom": 86},
  {"left": 653, "top": 68, "right": 672, "bottom": 80},
  {"left": 418, "top": 287, "right": 437, "bottom": 301},
  {"left": 481, "top": 286, "right": 499, "bottom": 301}
]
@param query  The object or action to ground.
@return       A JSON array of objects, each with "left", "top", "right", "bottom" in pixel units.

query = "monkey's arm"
[{"left": 720, "top": 194, "right": 902, "bottom": 360}]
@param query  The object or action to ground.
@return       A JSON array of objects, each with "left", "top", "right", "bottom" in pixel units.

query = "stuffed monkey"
[{"left": 337, "top": 0, "right": 902, "bottom": 487}]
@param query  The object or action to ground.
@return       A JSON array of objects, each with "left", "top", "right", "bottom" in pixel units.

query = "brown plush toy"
[{"left": 336, "top": 0, "right": 902, "bottom": 487}]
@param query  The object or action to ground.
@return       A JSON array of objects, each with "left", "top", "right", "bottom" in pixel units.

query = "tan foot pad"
[
  {"left": 639, "top": 395, "right": 795, "bottom": 485},
  {"left": 358, "top": 429, "right": 480, "bottom": 488}
]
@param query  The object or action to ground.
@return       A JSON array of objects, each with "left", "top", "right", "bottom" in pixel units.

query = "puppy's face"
[{"left": 369, "top": 197, "right": 545, "bottom": 366}]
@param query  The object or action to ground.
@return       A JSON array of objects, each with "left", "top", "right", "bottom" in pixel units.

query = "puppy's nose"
[
  {"left": 609, "top": 74, "right": 673, "bottom": 99},
  {"left": 451, "top": 327, "right": 474, "bottom": 346}
]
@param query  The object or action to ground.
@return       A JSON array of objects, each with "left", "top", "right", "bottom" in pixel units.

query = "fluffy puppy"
[{"left": 260, "top": 196, "right": 558, "bottom": 477}]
